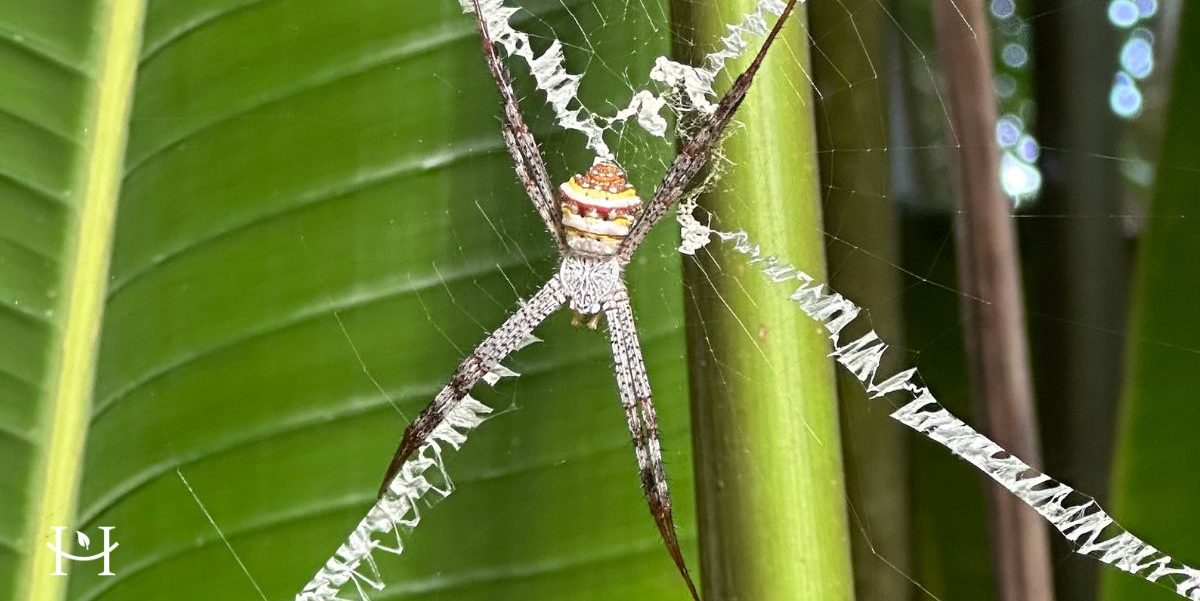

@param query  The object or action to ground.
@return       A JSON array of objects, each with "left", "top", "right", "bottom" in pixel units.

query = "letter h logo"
[{"left": 47, "top": 527, "right": 118, "bottom": 576}]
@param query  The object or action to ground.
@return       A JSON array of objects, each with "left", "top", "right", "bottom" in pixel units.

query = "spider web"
[
  {"left": 316, "top": 2, "right": 1196, "bottom": 600},
  {"left": 109, "top": 1, "right": 1192, "bottom": 600}
]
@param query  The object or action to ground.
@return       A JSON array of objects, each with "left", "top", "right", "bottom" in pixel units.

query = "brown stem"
[{"left": 930, "top": 3, "right": 1055, "bottom": 601}]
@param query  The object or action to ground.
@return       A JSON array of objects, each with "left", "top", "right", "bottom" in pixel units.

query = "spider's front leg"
[
  {"left": 377, "top": 276, "right": 567, "bottom": 496},
  {"left": 604, "top": 286, "right": 701, "bottom": 601},
  {"left": 617, "top": 0, "right": 800, "bottom": 263},
  {"left": 468, "top": 0, "right": 564, "bottom": 248}
]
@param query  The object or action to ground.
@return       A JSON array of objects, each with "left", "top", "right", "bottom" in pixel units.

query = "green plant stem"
[{"left": 678, "top": 3, "right": 855, "bottom": 599}]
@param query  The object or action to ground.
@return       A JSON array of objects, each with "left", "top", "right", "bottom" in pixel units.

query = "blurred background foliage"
[{"left": 1, "top": 0, "right": 1198, "bottom": 600}]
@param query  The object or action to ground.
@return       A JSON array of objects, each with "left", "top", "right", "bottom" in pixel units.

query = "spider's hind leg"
[
  {"left": 604, "top": 290, "right": 701, "bottom": 601},
  {"left": 377, "top": 276, "right": 566, "bottom": 498}
]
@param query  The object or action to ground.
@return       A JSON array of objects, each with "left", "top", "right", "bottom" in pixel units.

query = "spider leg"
[
  {"left": 469, "top": 0, "right": 565, "bottom": 249},
  {"left": 617, "top": 0, "right": 800, "bottom": 263},
  {"left": 377, "top": 276, "right": 567, "bottom": 497},
  {"left": 604, "top": 289, "right": 701, "bottom": 601}
]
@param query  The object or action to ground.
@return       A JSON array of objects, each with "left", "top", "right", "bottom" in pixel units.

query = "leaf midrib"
[{"left": 20, "top": 2, "right": 146, "bottom": 600}]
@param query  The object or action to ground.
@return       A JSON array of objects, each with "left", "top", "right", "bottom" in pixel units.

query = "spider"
[{"left": 375, "top": 1, "right": 799, "bottom": 598}]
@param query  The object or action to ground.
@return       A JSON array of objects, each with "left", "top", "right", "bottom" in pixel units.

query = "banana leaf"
[{"left": 2, "top": 1, "right": 702, "bottom": 599}]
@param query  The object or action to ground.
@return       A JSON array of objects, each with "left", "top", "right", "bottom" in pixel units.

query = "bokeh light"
[
  {"left": 1001, "top": 151, "right": 1044, "bottom": 198},
  {"left": 996, "top": 116, "right": 1023, "bottom": 148},
  {"left": 1002, "top": 43, "right": 1029, "bottom": 68},
  {"left": 1110, "top": 71, "right": 1144, "bottom": 118},
  {"left": 989, "top": 1, "right": 1042, "bottom": 202},
  {"left": 990, "top": 0, "right": 1016, "bottom": 19},
  {"left": 1134, "top": 0, "right": 1159, "bottom": 19},
  {"left": 1017, "top": 135, "right": 1040, "bottom": 162},
  {"left": 1108, "top": 0, "right": 1156, "bottom": 119},
  {"left": 1120, "top": 32, "right": 1154, "bottom": 79},
  {"left": 1108, "top": 0, "right": 1140, "bottom": 28}
]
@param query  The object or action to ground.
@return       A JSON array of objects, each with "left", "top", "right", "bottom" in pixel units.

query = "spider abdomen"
[{"left": 560, "top": 161, "right": 642, "bottom": 256}]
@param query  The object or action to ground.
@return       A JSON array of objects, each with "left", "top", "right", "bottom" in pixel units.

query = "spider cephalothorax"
[{"left": 559, "top": 160, "right": 642, "bottom": 256}]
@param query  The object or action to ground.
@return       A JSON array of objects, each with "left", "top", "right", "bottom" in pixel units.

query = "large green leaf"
[
  {"left": 1, "top": 1, "right": 139, "bottom": 599},
  {"left": 1102, "top": 3, "right": 1200, "bottom": 600},
  {"left": 4, "top": 1, "right": 702, "bottom": 599}
]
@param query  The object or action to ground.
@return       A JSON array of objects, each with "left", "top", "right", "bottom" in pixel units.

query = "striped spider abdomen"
[{"left": 559, "top": 161, "right": 642, "bottom": 256}]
